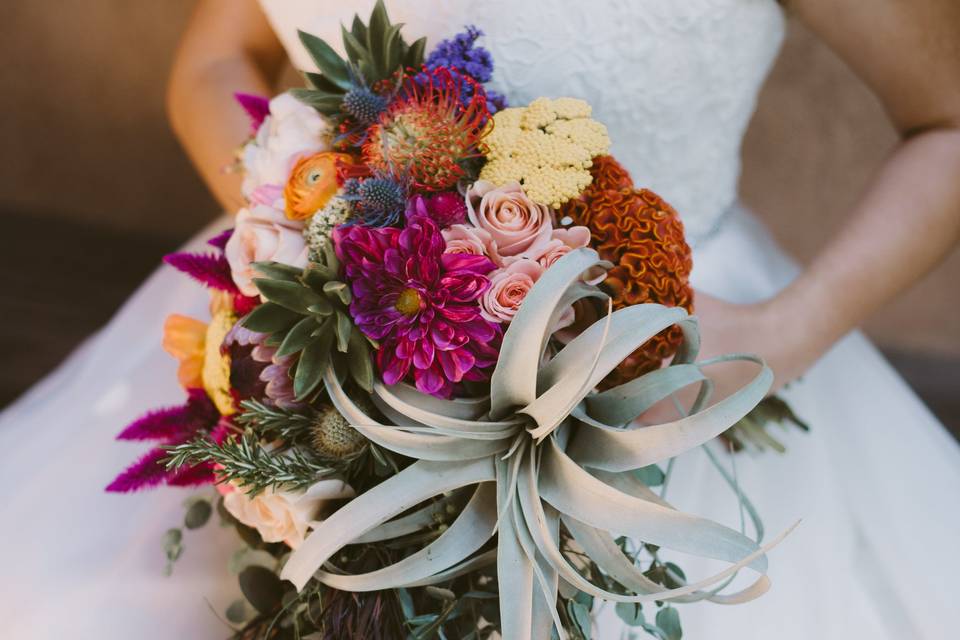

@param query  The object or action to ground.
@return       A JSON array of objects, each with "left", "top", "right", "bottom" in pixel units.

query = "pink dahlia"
[{"left": 334, "top": 216, "right": 499, "bottom": 397}]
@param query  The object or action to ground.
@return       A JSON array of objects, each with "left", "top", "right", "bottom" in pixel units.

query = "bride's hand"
[{"left": 639, "top": 292, "right": 808, "bottom": 423}]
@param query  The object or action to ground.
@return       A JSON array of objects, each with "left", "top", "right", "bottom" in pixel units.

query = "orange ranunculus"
[
  {"left": 284, "top": 152, "right": 354, "bottom": 221},
  {"left": 162, "top": 314, "right": 207, "bottom": 389}
]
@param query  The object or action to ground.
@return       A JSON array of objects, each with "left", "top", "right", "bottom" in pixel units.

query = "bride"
[{"left": 2, "top": 0, "right": 958, "bottom": 638}]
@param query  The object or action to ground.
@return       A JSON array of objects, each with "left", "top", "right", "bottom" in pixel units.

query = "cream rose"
[
  {"left": 480, "top": 259, "right": 545, "bottom": 323},
  {"left": 221, "top": 479, "right": 354, "bottom": 549},
  {"left": 466, "top": 181, "right": 553, "bottom": 264},
  {"left": 241, "top": 93, "right": 332, "bottom": 202},
  {"left": 225, "top": 204, "right": 309, "bottom": 297}
]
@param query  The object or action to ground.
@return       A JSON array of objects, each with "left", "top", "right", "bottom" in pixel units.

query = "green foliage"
[
  {"left": 161, "top": 528, "right": 183, "bottom": 576},
  {"left": 163, "top": 433, "right": 337, "bottom": 495},
  {"left": 724, "top": 394, "right": 809, "bottom": 453},
  {"left": 243, "top": 243, "right": 375, "bottom": 399},
  {"left": 293, "top": 0, "right": 427, "bottom": 117},
  {"left": 632, "top": 464, "right": 665, "bottom": 487},
  {"left": 184, "top": 498, "right": 212, "bottom": 530},
  {"left": 234, "top": 398, "right": 317, "bottom": 444}
]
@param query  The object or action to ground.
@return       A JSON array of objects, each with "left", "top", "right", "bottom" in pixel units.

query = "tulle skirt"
[{"left": 1, "top": 208, "right": 958, "bottom": 639}]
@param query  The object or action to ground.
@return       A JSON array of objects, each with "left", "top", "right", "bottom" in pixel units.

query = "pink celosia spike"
[
  {"left": 163, "top": 251, "right": 238, "bottom": 293},
  {"left": 105, "top": 448, "right": 170, "bottom": 493},
  {"left": 235, "top": 92, "right": 270, "bottom": 132},
  {"left": 207, "top": 229, "right": 233, "bottom": 251}
]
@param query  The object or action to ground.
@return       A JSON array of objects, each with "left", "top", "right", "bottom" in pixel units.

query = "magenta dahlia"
[{"left": 334, "top": 216, "right": 499, "bottom": 397}]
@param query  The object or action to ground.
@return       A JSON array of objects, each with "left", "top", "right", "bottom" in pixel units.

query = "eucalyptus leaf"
[
  {"left": 225, "top": 599, "right": 249, "bottom": 624},
  {"left": 184, "top": 499, "right": 212, "bottom": 530},
  {"left": 242, "top": 303, "right": 299, "bottom": 333},
  {"left": 568, "top": 601, "right": 592, "bottom": 639},
  {"left": 238, "top": 565, "right": 284, "bottom": 615},
  {"left": 615, "top": 602, "right": 645, "bottom": 626},
  {"left": 297, "top": 30, "right": 351, "bottom": 89},
  {"left": 655, "top": 606, "right": 682, "bottom": 640},
  {"left": 633, "top": 464, "right": 665, "bottom": 487}
]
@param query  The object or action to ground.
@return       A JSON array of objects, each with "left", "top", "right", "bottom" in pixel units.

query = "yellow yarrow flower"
[{"left": 480, "top": 97, "right": 610, "bottom": 208}]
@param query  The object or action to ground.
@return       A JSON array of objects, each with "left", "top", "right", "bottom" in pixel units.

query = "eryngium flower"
[
  {"left": 362, "top": 66, "right": 490, "bottom": 191},
  {"left": 334, "top": 216, "right": 499, "bottom": 397}
]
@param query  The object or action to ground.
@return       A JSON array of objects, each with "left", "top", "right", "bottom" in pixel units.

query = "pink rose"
[
  {"left": 480, "top": 260, "right": 545, "bottom": 323},
  {"left": 226, "top": 204, "right": 309, "bottom": 297},
  {"left": 535, "top": 226, "right": 592, "bottom": 268},
  {"left": 467, "top": 181, "right": 554, "bottom": 263},
  {"left": 442, "top": 223, "right": 496, "bottom": 258}
]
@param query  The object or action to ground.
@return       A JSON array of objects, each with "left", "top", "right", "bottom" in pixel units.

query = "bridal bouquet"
[{"left": 109, "top": 3, "right": 795, "bottom": 638}]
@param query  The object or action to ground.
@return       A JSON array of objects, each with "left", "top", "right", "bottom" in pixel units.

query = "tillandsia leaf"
[
  {"left": 298, "top": 30, "right": 351, "bottom": 90},
  {"left": 277, "top": 316, "right": 320, "bottom": 358},
  {"left": 242, "top": 302, "right": 300, "bottom": 333}
]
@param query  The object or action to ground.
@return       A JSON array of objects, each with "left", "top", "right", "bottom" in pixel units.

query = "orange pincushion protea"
[
  {"left": 284, "top": 152, "right": 355, "bottom": 221},
  {"left": 559, "top": 155, "right": 693, "bottom": 386}
]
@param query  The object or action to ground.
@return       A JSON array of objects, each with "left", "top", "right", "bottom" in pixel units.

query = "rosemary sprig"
[
  {"left": 234, "top": 398, "right": 316, "bottom": 444},
  {"left": 164, "top": 433, "right": 336, "bottom": 495}
]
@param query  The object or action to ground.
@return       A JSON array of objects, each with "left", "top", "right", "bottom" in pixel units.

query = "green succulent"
[
  {"left": 292, "top": 0, "right": 426, "bottom": 118},
  {"left": 241, "top": 242, "right": 375, "bottom": 400}
]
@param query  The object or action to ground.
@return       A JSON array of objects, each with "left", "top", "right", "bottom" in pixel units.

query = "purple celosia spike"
[
  {"left": 167, "top": 462, "right": 215, "bottom": 487},
  {"left": 235, "top": 92, "right": 270, "bottom": 132},
  {"left": 105, "top": 448, "right": 170, "bottom": 493},
  {"left": 115, "top": 405, "right": 193, "bottom": 441},
  {"left": 207, "top": 228, "right": 234, "bottom": 251},
  {"left": 163, "top": 251, "right": 238, "bottom": 293}
]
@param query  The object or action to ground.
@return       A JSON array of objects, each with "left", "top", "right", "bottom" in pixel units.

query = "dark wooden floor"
[{"left": 2, "top": 210, "right": 958, "bottom": 439}]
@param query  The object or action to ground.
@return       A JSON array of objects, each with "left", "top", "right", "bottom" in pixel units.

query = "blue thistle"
[
  {"left": 342, "top": 175, "right": 407, "bottom": 227},
  {"left": 342, "top": 86, "right": 388, "bottom": 125}
]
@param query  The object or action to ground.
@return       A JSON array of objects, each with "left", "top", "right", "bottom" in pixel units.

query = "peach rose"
[
  {"left": 466, "top": 181, "right": 553, "bottom": 264},
  {"left": 442, "top": 224, "right": 496, "bottom": 258},
  {"left": 535, "top": 226, "right": 592, "bottom": 268},
  {"left": 480, "top": 259, "right": 545, "bottom": 323},
  {"left": 225, "top": 204, "right": 309, "bottom": 297},
  {"left": 222, "top": 479, "right": 354, "bottom": 549}
]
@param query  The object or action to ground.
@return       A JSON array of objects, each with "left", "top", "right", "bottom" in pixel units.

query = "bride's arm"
[
  {"left": 698, "top": 0, "right": 960, "bottom": 390},
  {"left": 167, "top": 0, "right": 286, "bottom": 212}
]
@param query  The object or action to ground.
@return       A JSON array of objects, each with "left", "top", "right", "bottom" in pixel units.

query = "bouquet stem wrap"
[{"left": 281, "top": 248, "right": 793, "bottom": 639}]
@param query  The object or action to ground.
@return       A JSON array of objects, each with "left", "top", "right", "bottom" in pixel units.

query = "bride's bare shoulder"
[{"left": 787, "top": 0, "right": 960, "bottom": 133}]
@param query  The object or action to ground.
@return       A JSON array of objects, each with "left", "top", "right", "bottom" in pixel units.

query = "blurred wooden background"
[{"left": 1, "top": 2, "right": 957, "bottom": 424}]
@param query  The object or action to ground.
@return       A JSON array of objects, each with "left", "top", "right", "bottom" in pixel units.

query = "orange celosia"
[
  {"left": 559, "top": 155, "right": 693, "bottom": 386},
  {"left": 162, "top": 314, "right": 207, "bottom": 389},
  {"left": 284, "top": 152, "right": 355, "bottom": 221}
]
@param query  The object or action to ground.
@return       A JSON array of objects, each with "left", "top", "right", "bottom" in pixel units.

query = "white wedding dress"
[{"left": 2, "top": 1, "right": 959, "bottom": 638}]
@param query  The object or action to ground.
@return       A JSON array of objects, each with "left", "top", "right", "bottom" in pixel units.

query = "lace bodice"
[{"left": 258, "top": 0, "right": 785, "bottom": 241}]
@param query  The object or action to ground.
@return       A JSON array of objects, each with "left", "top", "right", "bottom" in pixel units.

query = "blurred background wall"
[{"left": 1, "top": 2, "right": 957, "bottom": 423}]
